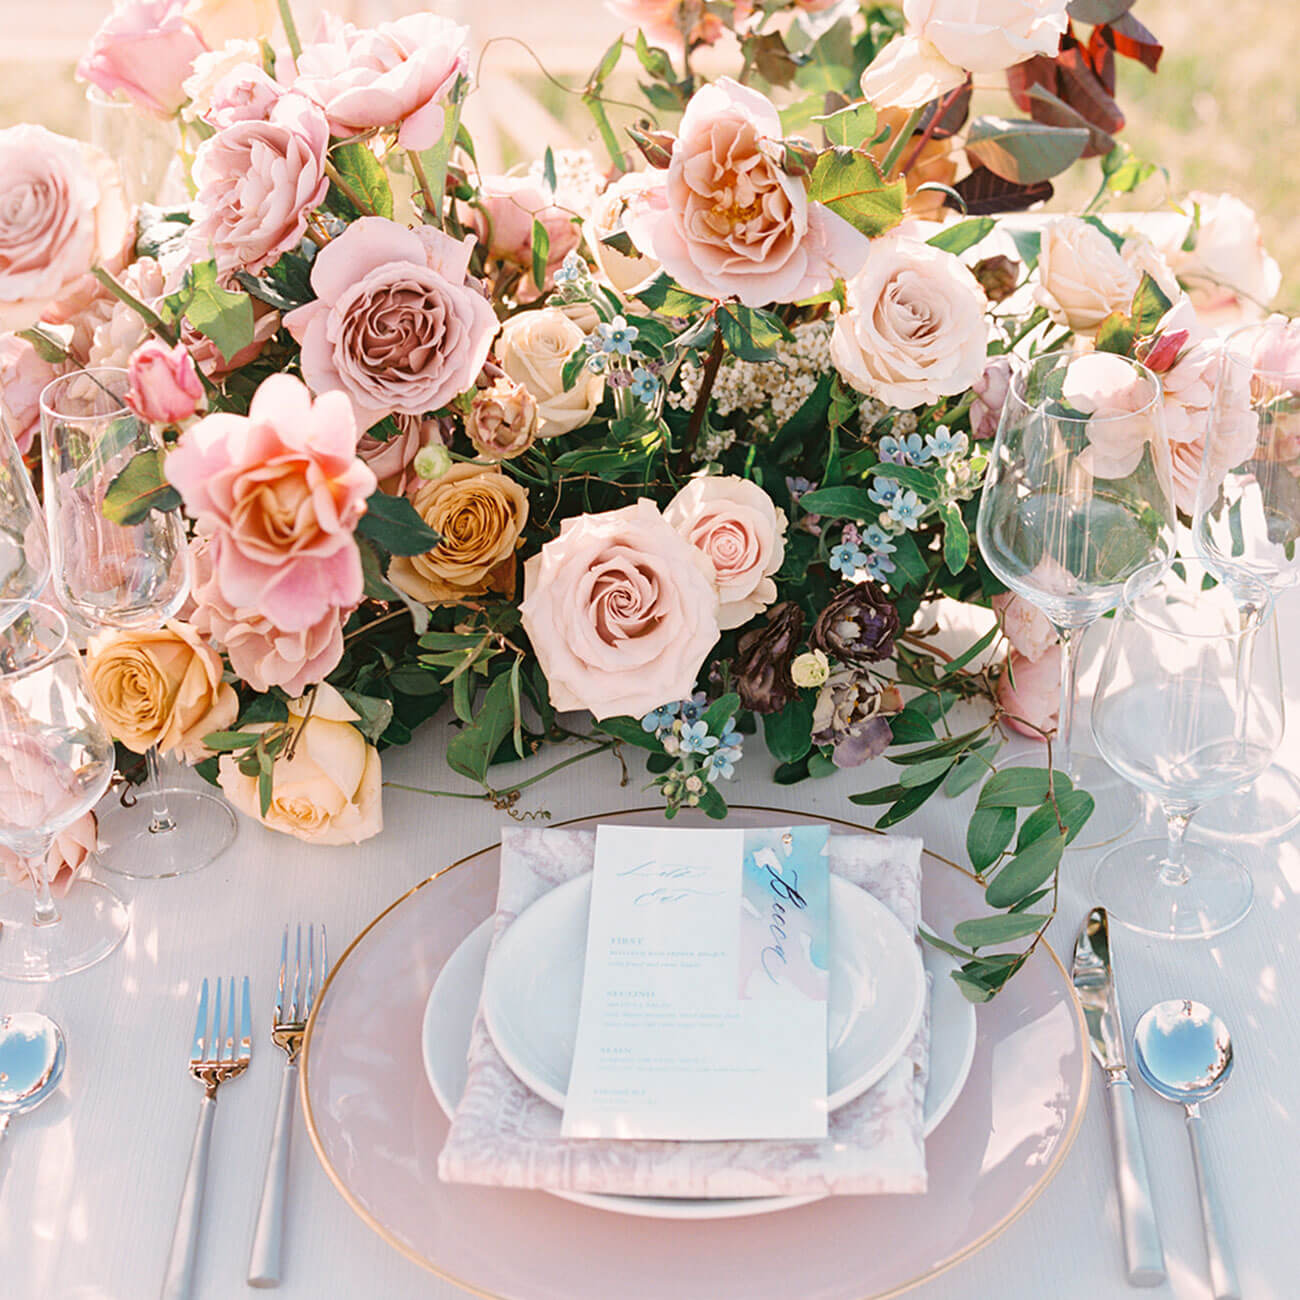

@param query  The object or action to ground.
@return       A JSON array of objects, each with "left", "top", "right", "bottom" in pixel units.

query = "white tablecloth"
[{"left": 4, "top": 612, "right": 1298, "bottom": 1300}]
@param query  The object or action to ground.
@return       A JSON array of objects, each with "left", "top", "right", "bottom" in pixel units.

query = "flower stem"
[
  {"left": 880, "top": 106, "right": 925, "bottom": 178},
  {"left": 91, "top": 267, "right": 176, "bottom": 344},
  {"left": 685, "top": 326, "right": 725, "bottom": 460},
  {"left": 407, "top": 150, "right": 442, "bottom": 227},
  {"left": 277, "top": 0, "right": 303, "bottom": 61},
  {"left": 497, "top": 740, "right": 616, "bottom": 796},
  {"left": 900, "top": 85, "right": 961, "bottom": 178}
]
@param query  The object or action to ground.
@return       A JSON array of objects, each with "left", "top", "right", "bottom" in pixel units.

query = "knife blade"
[{"left": 1072, "top": 907, "right": 1166, "bottom": 1287}]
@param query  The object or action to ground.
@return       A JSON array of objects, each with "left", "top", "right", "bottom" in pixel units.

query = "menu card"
[{"left": 560, "top": 824, "right": 830, "bottom": 1141}]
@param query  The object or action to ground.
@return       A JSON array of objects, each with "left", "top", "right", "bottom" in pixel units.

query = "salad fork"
[
  {"left": 248, "top": 924, "right": 327, "bottom": 1288},
  {"left": 162, "top": 976, "right": 252, "bottom": 1300}
]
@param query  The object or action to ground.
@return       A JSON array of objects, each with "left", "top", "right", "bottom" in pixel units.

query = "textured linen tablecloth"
[{"left": 437, "top": 826, "right": 930, "bottom": 1198}]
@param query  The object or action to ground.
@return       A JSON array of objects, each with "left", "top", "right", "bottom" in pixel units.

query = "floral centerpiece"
[{"left": 0, "top": 0, "right": 1282, "bottom": 998}]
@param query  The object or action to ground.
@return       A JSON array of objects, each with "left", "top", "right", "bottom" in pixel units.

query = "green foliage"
[
  {"left": 331, "top": 140, "right": 395, "bottom": 219},
  {"left": 163, "top": 260, "right": 255, "bottom": 363},
  {"left": 806, "top": 149, "right": 906, "bottom": 238},
  {"left": 965, "top": 116, "right": 1090, "bottom": 185},
  {"left": 356, "top": 491, "right": 440, "bottom": 556},
  {"left": 101, "top": 450, "right": 181, "bottom": 525}
]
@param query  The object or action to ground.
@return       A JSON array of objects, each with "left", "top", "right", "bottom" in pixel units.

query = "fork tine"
[
  {"left": 210, "top": 977, "right": 223, "bottom": 1065},
  {"left": 292, "top": 923, "right": 303, "bottom": 1022},
  {"left": 238, "top": 976, "right": 252, "bottom": 1063},
  {"left": 191, "top": 979, "right": 209, "bottom": 1062},
  {"left": 273, "top": 926, "right": 288, "bottom": 1025},
  {"left": 225, "top": 977, "right": 237, "bottom": 1064},
  {"left": 306, "top": 924, "right": 316, "bottom": 1013}
]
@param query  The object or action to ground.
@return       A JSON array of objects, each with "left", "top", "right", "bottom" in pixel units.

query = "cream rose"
[
  {"left": 1033, "top": 217, "right": 1141, "bottom": 336},
  {"left": 588, "top": 171, "right": 662, "bottom": 297},
  {"left": 664, "top": 476, "right": 787, "bottom": 630},
  {"left": 217, "top": 683, "right": 382, "bottom": 845},
  {"left": 497, "top": 308, "right": 603, "bottom": 437},
  {"left": 831, "top": 234, "right": 987, "bottom": 409},
  {"left": 86, "top": 619, "right": 238, "bottom": 761},
  {"left": 183, "top": 0, "right": 276, "bottom": 47},
  {"left": 519, "top": 499, "right": 721, "bottom": 720}
]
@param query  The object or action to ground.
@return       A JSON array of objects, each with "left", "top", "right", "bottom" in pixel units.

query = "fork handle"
[
  {"left": 248, "top": 1059, "right": 298, "bottom": 1288},
  {"left": 161, "top": 1093, "right": 216, "bottom": 1300}
]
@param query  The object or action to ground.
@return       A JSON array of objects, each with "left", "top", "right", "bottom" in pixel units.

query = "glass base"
[
  {"left": 1092, "top": 837, "right": 1254, "bottom": 940},
  {"left": 0, "top": 880, "right": 129, "bottom": 981},
  {"left": 97, "top": 787, "right": 237, "bottom": 879},
  {"left": 1194, "top": 762, "right": 1300, "bottom": 841}
]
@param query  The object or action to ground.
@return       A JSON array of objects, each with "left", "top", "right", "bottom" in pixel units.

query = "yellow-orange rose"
[
  {"left": 388, "top": 462, "right": 529, "bottom": 607},
  {"left": 217, "top": 684, "right": 382, "bottom": 845},
  {"left": 86, "top": 620, "right": 237, "bottom": 761}
]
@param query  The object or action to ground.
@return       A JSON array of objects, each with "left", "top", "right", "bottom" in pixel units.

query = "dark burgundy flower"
[
  {"left": 811, "top": 582, "right": 900, "bottom": 666},
  {"left": 734, "top": 601, "right": 804, "bottom": 715}
]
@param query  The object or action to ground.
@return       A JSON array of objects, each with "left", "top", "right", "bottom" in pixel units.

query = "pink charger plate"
[{"left": 301, "top": 806, "right": 1089, "bottom": 1300}]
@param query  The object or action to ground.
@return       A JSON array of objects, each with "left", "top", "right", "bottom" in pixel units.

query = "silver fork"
[
  {"left": 248, "top": 924, "right": 327, "bottom": 1288},
  {"left": 162, "top": 977, "right": 252, "bottom": 1300}
]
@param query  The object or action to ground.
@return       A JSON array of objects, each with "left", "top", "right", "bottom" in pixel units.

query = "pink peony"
[
  {"left": 519, "top": 499, "right": 721, "bottom": 720},
  {"left": 0, "top": 810, "right": 99, "bottom": 899},
  {"left": 127, "top": 338, "right": 204, "bottom": 425},
  {"left": 284, "top": 217, "right": 499, "bottom": 431},
  {"left": 0, "top": 333, "right": 62, "bottom": 454},
  {"left": 0, "top": 126, "right": 134, "bottom": 334},
  {"left": 470, "top": 175, "right": 582, "bottom": 300},
  {"left": 292, "top": 13, "right": 468, "bottom": 151},
  {"left": 997, "top": 645, "right": 1061, "bottom": 740},
  {"left": 166, "top": 373, "right": 376, "bottom": 630},
  {"left": 970, "top": 355, "right": 1012, "bottom": 441},
  {"left": 991, "top": 591, "right": 1057, "bottom": 663},
  {"left": 76, "top": 0, "right": 208, "bottom": 118},
  {"left": 190, "top": 92, "right": 329, "bottom": 274},
  {"left": 624, "top": 79, "right": 868, "bottom": 308}
]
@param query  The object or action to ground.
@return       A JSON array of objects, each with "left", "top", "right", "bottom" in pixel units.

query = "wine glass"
[
  {"left": 86, "top": 86, "right": 183, "bottom": 207},
  {"left": 0, "top": 602, "right": 129, "bottom": 980},
  {"left": 0, "top": 412, "right": 50, "bottom": 626},
  {"left": 976, "top": 350, "right": 1177, "bottom": 847},
  {"left": 1090, "top": 559, "right": 1281, "bottom": 939},
  {"left": 1193, "top": 316, "right": 1300, "bottom": 837},
  {"left": 40, "top": 367, "right": 236, "bottom": 878}
]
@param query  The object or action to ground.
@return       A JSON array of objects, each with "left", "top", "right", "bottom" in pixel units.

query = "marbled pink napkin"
[{"left": 437, "top": 826, "right": 929, "bottom": 1198}]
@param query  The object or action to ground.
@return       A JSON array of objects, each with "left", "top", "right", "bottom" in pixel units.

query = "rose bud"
[
  {"left": 468, "top": 376, "right": 539, "bottom": 461},
  {"left": 1136, "top": 328, "right": 1190, "bottom": 374},
  {"left": 126, "top": 339, "right": 204, "bottom": 425}
]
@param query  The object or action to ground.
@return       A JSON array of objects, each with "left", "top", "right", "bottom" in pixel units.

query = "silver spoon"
[
  {"left": 1133, "top": 1000, "right": 1240, "bottom": 1300},
  {"left": 0, "top": 1012, "right": 65, "bottom": 1141}
]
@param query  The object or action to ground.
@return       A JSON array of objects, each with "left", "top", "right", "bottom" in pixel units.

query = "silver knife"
[{"left": 1072, "top": 907, "right": 1167, "bottom": 1287}]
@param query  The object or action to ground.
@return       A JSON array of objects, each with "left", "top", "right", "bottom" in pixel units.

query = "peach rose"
[
  {"left": 0, "top": 126, "right": 134, "bottom": 334},
  {"left": 496, "top": 308, "right": 603, "bottom": 437},
  {"left": 86, "top": 620, "right": 238, "bottom": 761},
  {"left": 388, "top": 462, "right": 529, "bottom": 607},
  {"left": 218, "top": 683, "right": 382, "bottom": 844},
  {"left": 624, "top": 79, "right": 868, "bottom": 308},
  {"left": 0, "top": 333, "right": 62, "bottom": 454},
  {"left": 991, "top": 591, "right": 1057, "bottom": 663},
  {"left": 589, "top": 171, "right": 662, "bottom": 296},
  {"left": 468, "top": 377, "right": 538, "bottom": 461},
  {"left": 0, "top": 811, "right": 99, "bottom": 900},
  {"left": 182, "top": 0, "right": 276, "bottom": 48},
  {"left": 76, "top": 0, "right": 207, "bottom": 118},
  {"left": 997, "top": 645, "right": 1061, "bottom": 740},
  {"left": 470, "top": 175, "right": 582, "bottom": 300},
  {"left": 664, "top": 476, "right": 787, "bottom": 629},
  {"left": 519, "top": 499, "right": 721, "bottom": 720}
]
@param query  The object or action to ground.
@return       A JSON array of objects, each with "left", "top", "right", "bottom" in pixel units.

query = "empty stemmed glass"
[
  {"left": 1090, "top": 559, "right": 1281, "bottom": 938},
  {"left": 0, "top": 412, "right": 50, "bottom": 625},
  {"left": 40, "top": 367, "right": 236, "bottom": 878},
  {"left": 0, "top": 602, "right": 129, "bottom": 980},
  {"left": 976, "top": 350, "right": 1177, "bottom": 847}
]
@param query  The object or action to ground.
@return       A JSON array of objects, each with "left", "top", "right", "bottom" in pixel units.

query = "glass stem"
[
  {"left": 25, "top": 844, "right": 60, "bottom": 928},
  {"left": 1159, "top": 804, "right": 1194, "bottom": 886},
  {"left": 145, "top": 745, "right": 177, "bottom": 835},
  {"left": 1054, "top": 623, "right": 1081, "bottom": 781}
]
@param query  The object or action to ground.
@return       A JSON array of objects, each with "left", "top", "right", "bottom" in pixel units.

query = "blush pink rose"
[
  {"left": 624, "top": 79, "right": 868, "bottom": 308},
  {"left": 357, "top": 416, "right": 443, "bottom": 494},
  {"left": 997, "top": 645, "right": 1061, "bottom": 740},
  {"left": 0, "top": 333, "right": 61, "bottom": 454},
  {"left": 0, "top": 126, "right": 134, "bottom": 334},
  {"left": 284, "top": 217, "right": 499, "bottom": 431},
  {"left": 202, "top": 62, "right": 284, "bottom": 128},
  {"left": 166, "top": 373, "right": 376, "bottom": 630},
  {"left": 1061, "top": 352, "right": 1165, "bottom": 481},
  {"left": 519, "top": 498, "right": 722, "bottom": 721},
  {"left": 1251, "top": 315, "right": 1300, "bottom": 379},
  {"left": 190, "top": 92, "right": 329, "bottom": 274},
  {"left": 663, "top": 476, "right": 787, "bottom": 630},
  {"left": 991, "top": 591, "right": 1057, "bottom": 663},
  {"left": 292, "top": 13, "right": 468, "bottom": 151},
  {"left": 77, "top": 0, "right": 207, "bottom": 118},
  {"left": 470, "top": 176, "right": 582, "bottom": 300},
  {"left": 605, "top": 0, "right": 688, "bottom": 48},
  {"left": 0, "top": 810, "right": 99, "bottom": 900},
  {"left": 127, "top": 338, "right": 204, "bottom": 425}
]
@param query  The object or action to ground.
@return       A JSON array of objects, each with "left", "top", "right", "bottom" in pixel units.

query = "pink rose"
[
  {"left": 1251, "top": 316, "right": 1300, "bottom": 379},
  {"left": 127, "top": 339, "right": 204, "bottom": 425},
  {"left": 997, "top": 645, "right": 1061, "bottom": 740},
  {"left": 190, "top": 92, "right": 329, "bottom": 274},
  {"left": 605, "top": 0, "right": 689, "bottom": 48},
  {"left": 0, "top": 811, "right": 99, "bottom": 900},
  {"left": 519, "top": 499, "right": 721, "bottom": 720},
  {"left": 357, "top": 416, "right": 443, "bottom": 493},
  {"left": 189, "top": 537, "right": 346, "bottom": 696},
  {"left": 625, "top": 79, "right": 868, "bottom": 308},
  {"left": 0, "top": 333, "right": 61, "bottom": 454},
  {"left": 1061, "top": 352, "right": 1165, "bottom": 481},
  {"left": 663, "top": 476, "right": 787, "bottom": 630},
  {"left": 970, "top": 355, "right": 1012, "bottom": 441},
  {"left": 284, "top": 217, "right": 499, "bottom": 431},
  {"left": 991, "top": 591, "right": 1057, "bottom": 663},
  {"left": 166, "top": 374, "right": 376, "bottom": 630},
  {"left": 292, "top": 13, "right": 468, "bottom": 151},
  {"left": 1170, "top": 193, "right": 1281, "bottom": 327},
  {"left": 202, "top": 62, "right": 284, "bottom": 128},
  {"left": 76, "top": 0, "right": 207, "bottom": 118},
  {"left": 470, "top": 176, "right": 582, "bottom": 300},
  {"left": 0, "top": 126, "right": 134, "bottom": 333}
]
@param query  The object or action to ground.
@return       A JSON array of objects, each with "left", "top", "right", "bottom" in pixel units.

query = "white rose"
[
  {"left": 1121, "top": 232, "right": 1182, "bottom": 307},
  {"left": 183, "top": 0, "right": 276, "bottom": 48},
  {"left": 588, "top": 171, "right": 661, "bottom": 297},
  {"left": 1033, "top": 217, "right": 1141, "bottom": 336},
  {"left": 1170, "top": 192, "right": 1282, "bottom": 326},
  {"left": 497, "top": 308, "right": 604, "bottom": 437},
  {"left": 831, "top": 234, "right": 987, "bottom": 409}
]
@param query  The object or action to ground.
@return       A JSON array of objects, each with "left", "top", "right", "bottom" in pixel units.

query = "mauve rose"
[
  {"left": 811, "top": 581, "right": 900, "bottom": 666},
  {"left": 733, "top": 601, "right": 804, "bottom": 715},
  {"left": 284, "top": 217, "right": 498, "bottom": 432},
  {"left": 0, "top": 333, "right": 61, "bottom": 454},
  {"left": 292, "top": 13, "right": 468, "bottom": 152},
  {"left": 77, "top": 0, "right": 207, "bottom": 117},
  {"left": 663, "top": 476, "right": 787, "bottom": 630},
  {"left": 970, "top": 354, "right": 1012, "bottom": 440},
  {"left": 127, "top": 338, "right": 204, "bottom": 424},
  {"left": 991, "top": 591, "right": 1057, "bottom": 663},
  {"left": 520, "top": 499, "right": 721, "bottom": 721},
  {"left": 357, "top": 416, "right": 442, "bottom": 493},
  {"left": 0, "top": 126, "right": 134, "bottom": 334},
  {"left": 166, "top": 374, "right": 376, "bottom": 630},
  {"left": 190, "top": 92, "right": 329, "bottom": 274},
  {"left": 468, "top": 377, "right": 538, "bottom": 461},
  {"left": 470, "top": 175, "right": 582, "bottom": 300},
  {"left": 625, "top": 79, "right": 868, "bottom": 308},
  {"left": 0, "top": 811, "right": 98, "bottom": 900},
  {"left": 998, "top": 645, "right": 1061, "bottom": 740}
]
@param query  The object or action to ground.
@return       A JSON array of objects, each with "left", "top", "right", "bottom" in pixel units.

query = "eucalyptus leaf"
[
  {"left": 953, "top": 912, "right": 1051, "bottom": 949},
  {"left": 977, "top": 767, "right": 1072, "bottom": 808},
  {"left": 984, "top": 832, "right": 1066, "bottom": 908},
  {"left": 926, "top": 217, "right": 995, "bottom": 255},
  {"left": 967, "top": 805, "right": 1016, "bottom": 873}
]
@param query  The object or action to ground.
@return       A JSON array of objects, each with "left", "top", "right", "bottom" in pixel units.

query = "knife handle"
[{"left": 1106, "top": 1075, "right": 1167, "bottom": 1287}]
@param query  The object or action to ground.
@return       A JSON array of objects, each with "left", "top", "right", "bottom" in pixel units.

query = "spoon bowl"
[
  {"left": 1133, "top": 999, "right": 1234, "bottom": 1104},
  {"left": 0, "top": 1012, "right": 65, "bottom": 1120}
]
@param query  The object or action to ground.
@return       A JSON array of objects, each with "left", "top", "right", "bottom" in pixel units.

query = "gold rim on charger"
[{"left": 300, "top": 805, "right": 1090, "bottom": 1300}]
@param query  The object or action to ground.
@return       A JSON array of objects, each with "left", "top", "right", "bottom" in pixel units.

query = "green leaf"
[
  {"left": 773, "top": 755, "right": 813, "bottom": 784},
  {"left": 926, "top": 217, "right": 995, "bottom": 255},
  {"left": 445, "top": 673, "right": 515, "bottom": 784},
  {"left": 879, "top": 463, "right": 938, "bottom": 495},
  {"left": 696, "top": 782, "right": 729, "bottom": 820},
  {"left": 355, "top": 491, "right": 440, "bottom": 556},
  {"left": 415, "top": 73, "right": 467, "bottom": 223},
  {"left": 530, "top": 218, "right": 550, "bottom": 294},
  {"left": 898, "top": 755, "right": 957, "bottom": 787},
  {"left": 1095, "top": 310, "right": 1136, "bottom": 355},
  {"left": 1081, "top": 215, "right": 1126, "bottom": 253},
  {"left": 977, "top": 767, "right": 1072, "bottom": 808},
  {"left": 358, "top": 534, "right": 402, "bottom": 601},
  {"left": 875, "top": 776, "right": 945, "bottom": 828},
  {"left": 763, "top": 694, "right": 814, "bottom": 765},
  {"left": 181, "top": 260, "right": 255, "bottom": 362},
  {"left": 17, "top": 327, "right": 69, "bottom": 363},
  {"left": 594, "top": 714, "right": 663, "bottom": 753},
  {"left": 1009, "top": 228, "right": 1041, "bottom": 270},
  {"left": 967, "top": 805, "right": 1016, "bottom": 873},
  {"left": 889, "top": 707, "right": 936, "bottom": 744},
  {"left": 953, "top": 912, "right": 1052, "bottom": 949},
  {"left": 100, "top": 449, "right": 181, "bottom": 525},
  {"left": 337, "top": 690, "right": 394, "bottom": 744},
  {"left": 940, "top": 625, "right": 999, "bottom": 678},
  {"left": 965, "top": 117, "right": 1089, "bottom": 185},
  {"left": 1130, "top": 271, "right": 1173, "bottom": 336},
  {"left": 701, "top": 692, "right": 741, "bottom": 736},
  {"left": 795, "top": 485, "right": 874, "bottom": 520},
  {"left": 848, "top": 781, "right": 909, "bottom": 806},
  {"left": 258, "top": 763, "right": 273, "bottom": 817},
  {"left": 1016, "top": 789, "right": 1095, "bottom": 848},
  {"left": 807, "top": 752, "right": 837, "bottom": 778},
  {"left": 635, "top": 273, "right": 712, "bottom": 316},
  {"left": 943, "top": 743, "right": 999, "bottom": 797},
  {"left": 590, "top": 34, "right": 623, "bottom": 86},
  {"left": 985, "top": 832, "right": 1065, "bottom": 908},
  {"left": 813, "top": 102, "right": 877, "bottom": 149},
  {"left": 889, "top": 531, "right": 929, "bottom": 587},
  {"left": 806, "top": 148, "right": 906, "bottom": 238},
  {"left": 887, "top": 727, "right": 988, "bottom": 764},
  {"left": 201, "top": 730, "right": 262, "bottom": 751},
  {"left": 717, "top": 303, "right": 790, "bottom": 362},
  {"left": 240, "top": 692, "right": 289, "bottom": 726},
  {"left": 1102, "top": 143, "right": 1158, "bottom": 193},
  {"left": 634, "top": 30, "right": 675, "bottom": 83},
  {"left": 941, "top": 502, "right": 970, "bottom": 574},
  {"left": 331, "top": 139, "right": 394, "bottom": 219}
]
